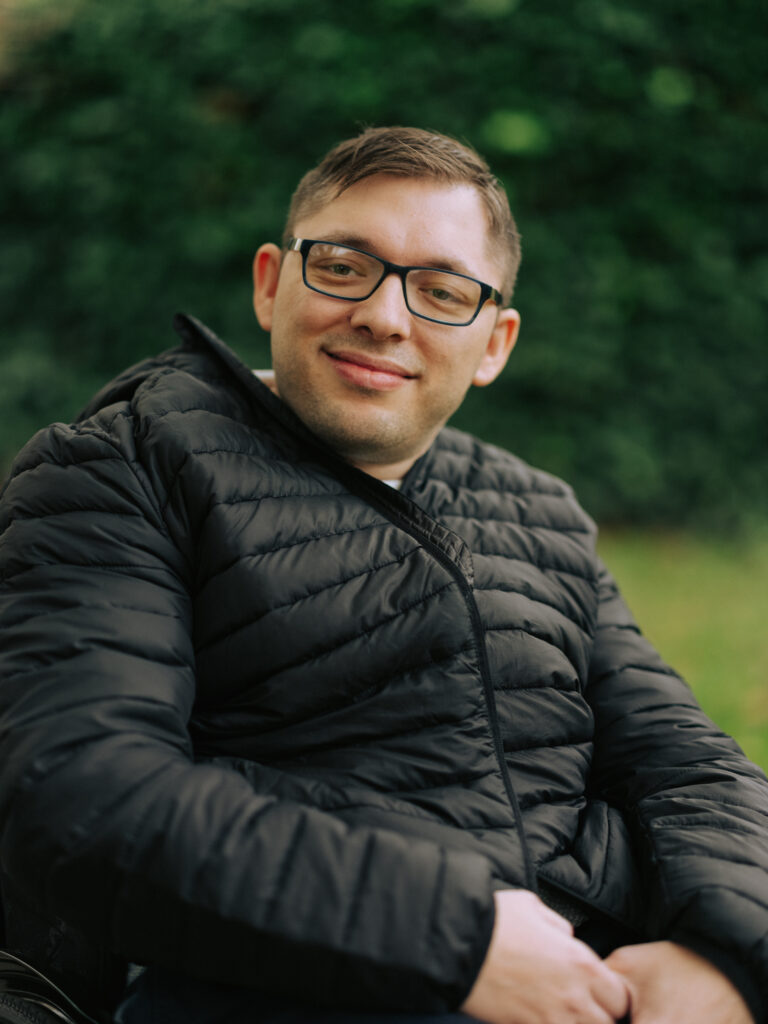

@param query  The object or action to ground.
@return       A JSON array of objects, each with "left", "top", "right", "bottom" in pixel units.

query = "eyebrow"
[{"left": 317, "top": 231, "right": 477, "bottom": 278}]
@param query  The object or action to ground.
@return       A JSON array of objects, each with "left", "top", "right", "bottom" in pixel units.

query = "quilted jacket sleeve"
[
  {"left": 0, "top": 410, "right": 496, "bottom": 1012},
  {"left": 587, "top": 559, "right": 768, "bottom": 1020}
]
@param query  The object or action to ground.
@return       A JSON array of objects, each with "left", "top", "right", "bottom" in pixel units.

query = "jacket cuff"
[{"left": 454, "top": 889, "right": 496, "bottom": 1008}]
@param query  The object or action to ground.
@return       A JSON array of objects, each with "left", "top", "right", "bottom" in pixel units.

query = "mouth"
[{"left": 324, "top": 349, "right": 417, "bottom": 391}]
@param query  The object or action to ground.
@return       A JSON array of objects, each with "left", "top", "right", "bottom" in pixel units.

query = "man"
[{"left": 0, "top": 126, "right": 765, "bottom": 1024}]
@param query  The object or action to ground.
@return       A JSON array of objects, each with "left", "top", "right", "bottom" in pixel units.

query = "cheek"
[
  {"left": 436, "top": 344, "right": 488, "bottom": 389},
  {"left": 281, "top": 290, "right": 347, "bottom": 337}
]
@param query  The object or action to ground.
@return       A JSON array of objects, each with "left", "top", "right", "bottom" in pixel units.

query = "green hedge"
[{"left": 2, "top": 0, "right": 766, "bottom": 528}]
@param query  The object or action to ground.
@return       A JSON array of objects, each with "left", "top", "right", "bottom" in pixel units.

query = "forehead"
[{"left": 292, "top": 174, "right": 499, "bottom": 279}]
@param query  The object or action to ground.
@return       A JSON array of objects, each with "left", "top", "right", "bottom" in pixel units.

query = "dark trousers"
[
  {"left": 114, "top": 921, "right": 637, "bottom": 1023},
  {"left": 114, "top": 967, "right": 479, "bottom": 1023}
]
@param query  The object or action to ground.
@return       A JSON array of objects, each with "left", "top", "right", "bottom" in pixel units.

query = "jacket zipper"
[{"left": 356, "top": 485, "right": 538, "bottom": 893}]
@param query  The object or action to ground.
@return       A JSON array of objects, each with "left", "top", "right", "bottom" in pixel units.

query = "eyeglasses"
[{"left": 287, "top": 237, "right": 503, "bottom": 326}]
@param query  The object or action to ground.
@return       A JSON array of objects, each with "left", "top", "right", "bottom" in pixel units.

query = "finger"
[
  {"left": 540, "top": 905, "right": 574, "bottom": 934},
  {"left": 580, "top": 1005, "right": 624, "bottom": 1024},
  {"left": 604, "top": 942, "right": 648, "bottom": 977},
  {"left": 590, "top": 962, "right": 633, "bottom": 1020}
]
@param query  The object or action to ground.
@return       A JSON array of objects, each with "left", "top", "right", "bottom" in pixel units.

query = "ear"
[
  {"left": 472, "top": 307, "right": 521, "bottom": 387},
  {"left": 252, "top": 243, "right": 283, "bottom": 332}
]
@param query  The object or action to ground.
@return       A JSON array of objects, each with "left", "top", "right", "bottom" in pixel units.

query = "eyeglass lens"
[{"left": 304, "top": 242, "right": 483, "bottom": 324}]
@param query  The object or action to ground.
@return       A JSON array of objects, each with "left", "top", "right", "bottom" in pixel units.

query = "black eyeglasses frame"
[{"left": 286, "top": 237, "right": 504, "bottom": 327}]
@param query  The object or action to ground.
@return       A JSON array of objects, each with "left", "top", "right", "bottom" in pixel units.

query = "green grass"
[{"left": 597, "top": 530, "right": 768, "bottom": 772}]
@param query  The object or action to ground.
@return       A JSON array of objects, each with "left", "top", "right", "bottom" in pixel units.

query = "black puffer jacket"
[{"left": 1, "top": 315, "right": 767, "bottom": 1019}]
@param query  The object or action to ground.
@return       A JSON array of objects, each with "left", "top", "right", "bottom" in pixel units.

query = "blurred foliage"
[
  {"left": 1, "top": 0, "right": 766, "bottom": 528},
  {"left": 598, "top": 529, "right": 768, "bottom": 769}
]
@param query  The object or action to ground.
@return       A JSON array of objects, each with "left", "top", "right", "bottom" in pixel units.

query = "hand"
[
  {"left": 460, "top": 890, "right": 630, "bottom": 1024},
  {"left": 605, "top": 940, "right": 755, "bottom": 1024}
]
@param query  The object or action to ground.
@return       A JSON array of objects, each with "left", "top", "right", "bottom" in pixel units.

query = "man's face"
[{"left": 253, "top": 174, "right": 519, "bottom": 477}]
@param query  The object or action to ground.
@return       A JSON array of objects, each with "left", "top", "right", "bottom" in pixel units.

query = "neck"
[{"left": 351, "top": 454, "right": 417, "bottom": 482}]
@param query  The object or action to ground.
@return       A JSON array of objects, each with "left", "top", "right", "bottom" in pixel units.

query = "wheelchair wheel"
[
  {"left": 0, "top": 951, "right": 96, "bottom": 1024},
  {"left": 0, "top": 992, "right": 70, "bottom": 1024}
]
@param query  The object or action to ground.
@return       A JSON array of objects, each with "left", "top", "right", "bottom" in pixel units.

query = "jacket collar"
[{"left": 172, "top": 312, "right": 438, "bottom": 493}]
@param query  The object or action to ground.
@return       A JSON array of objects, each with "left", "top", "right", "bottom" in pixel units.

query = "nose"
[{"left": 348, "top": 272, "right": 412, "bottom": 341}]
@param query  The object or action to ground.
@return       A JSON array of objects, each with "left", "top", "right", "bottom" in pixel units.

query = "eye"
[
  {"left": 312, "top": 256, "right": 369, "bottom": 279},
  {"left": 418, "top": 276, "right": 472, "bottom": 306},
  {"left": 427, "top": 286, "right": 461, "bottom": 303},
  {"left": 326, "top": 262, "right": 356, "bottom": 277}
]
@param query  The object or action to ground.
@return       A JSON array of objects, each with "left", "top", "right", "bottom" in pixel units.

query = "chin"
[{"left": 315, "top": 424, "right": 410, "bottom": 467}]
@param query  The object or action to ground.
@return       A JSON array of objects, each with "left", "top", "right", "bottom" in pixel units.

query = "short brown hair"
[{"left": 283, "top": 126, "right": 521, "bottom": 302}]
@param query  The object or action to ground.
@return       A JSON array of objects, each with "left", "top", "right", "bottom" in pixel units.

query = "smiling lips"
[{"left": 325, "top": 349, "right": 417, "bottom": 392}]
